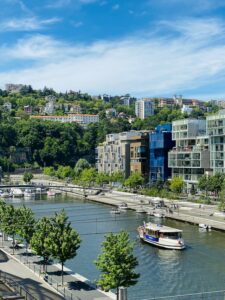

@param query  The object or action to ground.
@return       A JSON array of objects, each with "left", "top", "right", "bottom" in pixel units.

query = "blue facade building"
[{"left": 149, "top": 124, "right": 175, "bottom": 183}]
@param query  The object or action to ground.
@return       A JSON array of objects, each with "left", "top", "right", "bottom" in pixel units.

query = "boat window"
[
  {"left": 163, "top": 232, "right": 182, "bottom": 239},
  {"left": 146, "top": 229, "right": 159, "bottom": 237}
]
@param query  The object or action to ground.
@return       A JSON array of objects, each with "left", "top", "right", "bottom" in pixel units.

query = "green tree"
[
  {"left": 95, "top": 172, "right": 110, "bottom": 187},
  {"left": 56, "top": 166, "right": 73, "bottom": 179},
  {"left": 23, "top": 172, "right": 33, "bottom": 183},
  {"left": 209, "top": 173, "right": 225, "bottom": 197},
  {"left": 43, "top": 166, "right": 55, "bottom": 177},
  {"left": 124, "top": 173, "right": 144, "bottom": 190},
  {"left": 47, "top": 210, "right": 81, "bottom": 285},
  {"left": 79, "top": 167, "right": 97, "bottom": 187},
  {"left": 218, "top": 188, "right": 225, "bottom": 211},
  {"left": 198, "top": 175, "right": 209, "bottom": 196},
  {"left": 170, "top": 176, "right": 184, "bottom": 194},
  {"left": 110, "top": 171, "right": 125, "bottom": 185},
  {"left": 30, "top": 216, "right": 53, "bottom": 273},
  {"left": 17, "top": 206, "right": 36, "bottom": 252},
  {"left": 1, "top": 204, "right": 19, "bottom": 254},
  {"left": 74, "top": 159, "right": 90, "bottom": 177},
  {"left": 95, "top": 231, "right": 139, "bottom": 299}
]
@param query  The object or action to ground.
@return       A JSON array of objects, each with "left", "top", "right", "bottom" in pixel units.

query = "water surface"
[{"left": 10, "top": 195, "right": 225, "bottom": 300}]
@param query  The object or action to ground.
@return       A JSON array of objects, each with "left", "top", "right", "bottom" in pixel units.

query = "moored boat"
[
  {"left": 24, "top": 189, "right": 36, "bottom": 198},
  {"left": 1, "top": 191, "right": 10, "bottom": 198},
  {"left": 138, "top": 222, "right": 185, "bottom": 250},
  {"left": 11, "top": 188, "right": 23, "bottom": 197},
  {"left": 153, "top": 212, "right": 165, "bottom": 218},
  {"left": 118, "top": 202, "right": 128, "bottom": 210},
  {"left": 199, "top": 224, "right": 211, "bottom": 230},
  {"left": 47, "top": 190, "right": 56, "bottom": 197},
  {"left": 110, "top": 208, "right": 121, "bottom": 214}
]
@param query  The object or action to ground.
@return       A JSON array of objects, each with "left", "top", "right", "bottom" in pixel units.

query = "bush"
[
  {"left": 23, "top": 172, "right": 33, "bottom": 183},
  {"left": 43, "top": 167, "right": 55, "bottom": 177}
]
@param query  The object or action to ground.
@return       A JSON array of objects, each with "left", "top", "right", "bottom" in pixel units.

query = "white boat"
[
  {"left": 153, "top": 212, "right": 165, "bottom": 218},
  {"left": 1, "top": 191, "right": 10, "bottom": 198},
  {"left": 199, "top": 224, "right": 211, "bottom": 230},
  {"left": 24, "top": 189, "right": 35, "bottom": 198},
  {"left": 118, "top": 202, "right": 128, "bottom": 210},
  {"left": 110, "top": 208, "right": 121, "bottom": 214},
  {"left": 11, "top": 188, "right": 23, "bottom": 197},
  {"left": 47, "top": 190, "right": 56, "bottom": 197},
  {"left": 137, "top": 222, "right": 185, "bottom": 250}
]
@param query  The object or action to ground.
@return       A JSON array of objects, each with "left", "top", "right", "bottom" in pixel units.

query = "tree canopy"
[{"left": 95, "top": 231, "right": 139, "bottom": 299}]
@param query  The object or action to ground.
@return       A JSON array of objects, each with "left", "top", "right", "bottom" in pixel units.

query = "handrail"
[{"left": 0, "top": 270, "right": 37, "bottom": 300}]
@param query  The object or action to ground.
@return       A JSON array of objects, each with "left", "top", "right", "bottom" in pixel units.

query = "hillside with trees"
[{"left": 0, "top": 86, "right": 219, "bottom": 173}]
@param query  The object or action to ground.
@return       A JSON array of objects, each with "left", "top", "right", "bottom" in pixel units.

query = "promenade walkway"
[
  {"left": 0, "top": 240, "right": 115, "bottom": 300},
  {"left": 0, "top": 249, "right": 64, "bottom": 300}
]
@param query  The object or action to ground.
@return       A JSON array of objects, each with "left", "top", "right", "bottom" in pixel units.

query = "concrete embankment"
[
  {"left": 87, "top": 191, "right": 225, "bottom": 232},
  {"left": 0, "top": 239, "right": 116, "bottom": 300},
  {"left": 9, "top": 174, "right": 225, "bottom": 231}
]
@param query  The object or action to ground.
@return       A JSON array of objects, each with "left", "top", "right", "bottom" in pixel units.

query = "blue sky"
[{"left": 1, "top": 0, "right": 225, "bottom": 98}]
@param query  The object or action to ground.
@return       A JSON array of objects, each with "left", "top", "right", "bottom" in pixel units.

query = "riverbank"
[
  {"left": 0, "top": 237, "right": 116, "bottom": 300},
  {"left": 8, "top": 173, "right": 225, "bottom": 231},
  {"left": 87, "top": 191, "right": 225, "bottom": 231}
]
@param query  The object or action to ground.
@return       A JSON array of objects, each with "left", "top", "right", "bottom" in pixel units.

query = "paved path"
[
  {"left": 0, "top": 239, "right": 115, "bottom": 300},
  {"left": 0, "top": 249, "right": 64, "bottom": 300},
  {"left": 88, "top": 191, "right": 225, "bottom": 231}
]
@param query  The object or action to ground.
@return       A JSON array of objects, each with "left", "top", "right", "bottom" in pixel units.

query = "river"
[{"left": 10, "top": 194, "right": 225, "bottom": 300}]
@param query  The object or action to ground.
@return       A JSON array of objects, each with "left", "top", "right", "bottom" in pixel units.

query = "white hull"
[
  {"left": 199, "top": 224, "right": 211, "bottom": 230},
  {"left": 138, "top": 223, "right": 185, "bottom": 250},
  {"left": 1, "top": 193, "right": 10, "bottom": 198},
  {"left": 24, "top": 193, "right": 35, "bottom": 198},
  {"left": 11, "top": 188, "right": 23, "bottom": 197},
  {"left": 110, "top": 209, "right": 120, "bottom": 214},
  {"left": 153, "top": 213, "right": 165, "bottom": 218},
  {"left": 140, "top": 236, "right": 185, "bottom": 250},
  {"left": 47, "top": 191, "right": 56, "bottom": 196}
]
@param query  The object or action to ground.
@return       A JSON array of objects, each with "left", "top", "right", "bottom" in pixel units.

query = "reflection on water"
[{"left": 9, "top": 195, "right": 225, "bottom": 300}]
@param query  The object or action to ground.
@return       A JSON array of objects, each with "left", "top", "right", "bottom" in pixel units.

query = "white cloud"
[
  {"left": 0, "top": 17, "right": 61, "bottom": 31},
  {"left": 71, "top": 21, "right": 84, "bottom": 28},
  {"left": 1, "top": 18, "right": 225, "bottom": 97},
  {"left": 47, "top": 0, "right": 98, "bottom": 8},
  {"left": 112, "top": 4, "right": 120, "bottom": 10}
]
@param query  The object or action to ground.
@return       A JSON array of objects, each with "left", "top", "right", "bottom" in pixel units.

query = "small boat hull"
[
  {"left": 140, "top": 236, "right": 185, "bottom": 250},
  {"left": 138, "top": 223, "right": 185, "bottom": 250},
  {"left": 110, "top": 209, "right": 120, "bottom": 214},
  {"left": 199, "top": 224, "right": 211, "bottom": 230},
  {"left": 47, "top": 191, "right": 56, "bottom": 197}
]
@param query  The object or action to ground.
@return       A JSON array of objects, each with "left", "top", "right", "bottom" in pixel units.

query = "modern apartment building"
[
  {"left": 168, "top": 119, "right": 210, "bottom": 189},
  {"left": 207, "top": 110, "right": 225, "bottom": 174},
  {"left": 31, "top": 114, "right": 99, "bottom": 126},
  {"left": 96, "top": 131, "right": 149, "bottom": 178},
  {"left": 149, "top": 124, "right": 175, "bottom": 183},
  {"left": 130, "top": 132, "right": 149, "bottom": 179},
  {"left": 135, "top": 99, "right": 154, "bottom": 119}
]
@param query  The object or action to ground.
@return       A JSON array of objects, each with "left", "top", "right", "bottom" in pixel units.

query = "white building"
[
  {"left": 45, "top": 95, "right": 56, "bottom": 102},
  {"left": 5, "top": 84, "right": 24, "bottom": 93},
  {"left": 120, "top": 96, "right": 134, "bottom": 106},
  {"left": 106, "top": 108, "right": 117, "bottom": 118},
  {"left": 181, "top": 105, "right": 193, "bottom": 115},
  {"left": 135, "top": 99, "right": 154, "bottom": 119},
  {"left": 44, "top": 100, "right": 55, "bottom": 114},
  {"left": 2, "top": 102, "right": 12, "bottom": 111},
  {"left": 168, "top": 119, "right": 210, "bottom": 189},
  {"left": 31, "top": 114, "right": 99, "bottom": 127}
]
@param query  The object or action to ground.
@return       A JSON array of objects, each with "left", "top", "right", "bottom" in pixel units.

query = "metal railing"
[
  {"left": 0, "top": 270, "right": 37, "bottom": 300},
  {"left": 16, "top": 253, "right": 78, "bottom": 300}
]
